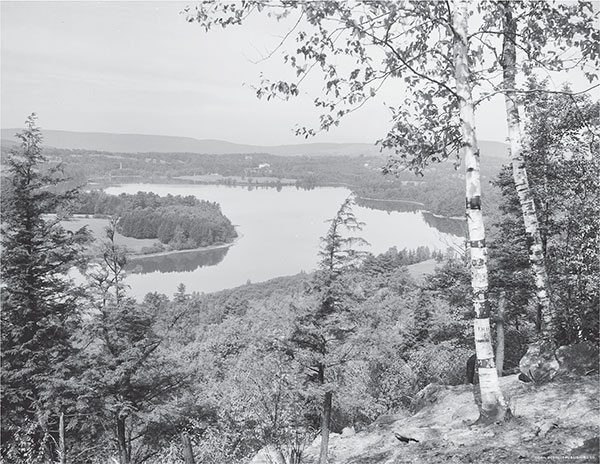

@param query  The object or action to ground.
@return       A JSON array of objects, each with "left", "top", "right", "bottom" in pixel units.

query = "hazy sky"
[{"left": 0, "top": 1, "right": 592, "bottom": 146}]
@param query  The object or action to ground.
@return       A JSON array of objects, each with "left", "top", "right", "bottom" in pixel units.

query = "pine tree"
[
  {"left": 188, "top": 0, "right": 596, "bottom": 424},
  {"left": 79, "top": 221, "right": 188, "bottom": 463},
  {"left": 289, "top": 197, "right": 368, "bottom": 464},
  {"left": 1, "top": 114, "right": 91, "bottom": 461}
]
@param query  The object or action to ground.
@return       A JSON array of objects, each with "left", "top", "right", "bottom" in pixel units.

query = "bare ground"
[{"left": 255, "top": 374, "right": 599, "bottom": 464}]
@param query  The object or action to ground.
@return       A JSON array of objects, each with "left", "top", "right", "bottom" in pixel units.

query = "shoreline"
[
  {"left": 127, "top": 234, "right": 242, "bottom": 260},
  {"left": 92, "top": 180, "right": 460, "bottom": 219},
  {"left": 355, "top": 195, "right": 426, "bottom": 207}
]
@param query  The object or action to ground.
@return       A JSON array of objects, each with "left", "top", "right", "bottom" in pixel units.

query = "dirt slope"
[{"left": 256, "top": 374, "right": 599, "bottom": 464}]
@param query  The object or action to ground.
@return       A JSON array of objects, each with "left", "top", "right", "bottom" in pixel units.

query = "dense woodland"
[
  {"left": 0, "top": 144, "right": 506, "bottom": 218},
  {"left": 1, "top": 1, "right": 599, "bottom": 463},
  {"left": 1, "top": 89, "right": 598, "bottom": 463},
  {"left": 73, "top": 191, "right": 237, "bottom": 251}
]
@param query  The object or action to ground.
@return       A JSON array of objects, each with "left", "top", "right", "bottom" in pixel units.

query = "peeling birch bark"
[
  {"left": 452, "top": 0, "right": 509, "bottom": 423},
  {"left": 500, "top": 1, "right": 553, "bottom": 339}
]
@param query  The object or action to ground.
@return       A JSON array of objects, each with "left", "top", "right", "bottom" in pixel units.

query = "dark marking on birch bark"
[
  {"left": 479, "top": 358, "right": 495, "bottom": 369},
  {"left": 466, "top": 196, "right": 481, "bottom": 210},
  {"left": 473, "top": 301, "right": 490, "bottom": 318},
  {"left": 473, "top": 293, "right": 490, "bottom": 318},
  {"left": 525, "top": 233, "right": 535, "bottom": 249},
  {"left": 470, "top": 238, "right": 486, "bottom": 248}
]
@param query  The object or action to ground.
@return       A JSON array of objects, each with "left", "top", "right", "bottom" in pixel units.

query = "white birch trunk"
[
  {"left": 501, "top": 1, "right": 553, "bottom": 339},
  {"left": 452, "top": 0, "right": 509, "bottom": 423}
]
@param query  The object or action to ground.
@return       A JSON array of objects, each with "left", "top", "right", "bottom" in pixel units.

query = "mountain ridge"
[{"left": 1, "top": 128, "right": 509, "bottom": 159}]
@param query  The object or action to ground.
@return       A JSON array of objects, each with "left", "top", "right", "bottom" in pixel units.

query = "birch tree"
[
  {"left": 183, "top": 0, "right": 598, "bottom": 423},
  {"left": 499, "top": 1, "right": 552, "bottom": 338},
  {"left": 451, "top": 0, "right": 508, "bottom": 421},
  {"left": 476, "top": 0, "right": 599, "bottom": 341},
  {"left": 490, "top": 87, "right": 599, "bottom": 347}
]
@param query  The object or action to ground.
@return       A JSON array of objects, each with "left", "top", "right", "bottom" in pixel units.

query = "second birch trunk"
[{"left": 500, "top": 1, "right": 553, "bottom": 339}]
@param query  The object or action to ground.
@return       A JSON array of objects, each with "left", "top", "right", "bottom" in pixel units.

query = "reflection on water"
[
  {"left": 126, "top": 246, "right": 229, "bottom": 274},
  {"left": 356, "top": 197, "right": 424, "bottom": 213},
  {"left": 106, "top": 184, "right": 465, "bottom": 299},
  {"left": 422, "top": 212, "right": 467, "bottom": 237},
  {"left": 358, "top": 196, "right": 467, "bottom": 238}
]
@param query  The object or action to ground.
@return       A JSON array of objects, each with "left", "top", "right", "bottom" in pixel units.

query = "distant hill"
[
  {"left": 0, "top": 138, "right": 19, "bottom": 149},
  {"left": 0, "top": 129, "right": 508, "bottom": 160}
]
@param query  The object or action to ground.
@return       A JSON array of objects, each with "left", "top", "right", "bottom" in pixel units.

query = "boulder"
[
  {"left": 412, "top": 383, "right": 445, "bottom": 412},
  {"left": 571, "top": 437, "right": 600, "bottom": 457},
  {"left": 519, "top": 342, "right": 559, "bottom": 384},
  {"left": 341, "top": 426, "right": 355, "bottom": 438},
  {"left": 249, "top": 445, "right": 286, "bottom": 464},
  {"left": 535, "top": 420, "right": 558, "bottom": 437},
  {"left": 556, "top": 342, "right": 599, "bottom": 376}
]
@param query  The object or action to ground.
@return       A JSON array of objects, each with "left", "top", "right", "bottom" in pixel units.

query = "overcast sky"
[{"left": 0, "top": 1, "right": 592, "bottom": 146}]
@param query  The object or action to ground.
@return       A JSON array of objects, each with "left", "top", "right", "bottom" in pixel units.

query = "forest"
[
  {"left": 1, "top": 1, "right": 599, "bottom": 464},
  {"left": 1, "top": 87, "right": 598, "bottom": 462},
  {"left": 0, "top": 144, "right": 505, "bottom": 218},
  {"left": 73, "top": 191, "right": 238, "bottom": 251}
]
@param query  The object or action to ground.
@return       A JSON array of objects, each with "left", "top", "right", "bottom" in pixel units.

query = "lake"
[{"left": 104, "top": 184, "right": 465, "bottom": 299}]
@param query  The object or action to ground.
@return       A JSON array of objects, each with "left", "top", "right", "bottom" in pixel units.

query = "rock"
[
  {"left": 372, "top": 413, "right": 406, "bottom": 427},
  {"left": 341, "top": 426, "right": 355, "bottom": 438},
  {"left": 556, "top": 342, "right": 599, "bottom": 376},
  {"left": 571, "top": 437, "right": 600, "bottom": 456},
  {"left": 518, "top": 372, "right": 532, "bottom": 382},
  {"left": 412, "top": 383, "right": 445, "bottom": 411},
  {"left": 519, "top": 342, "right": 559, "bottom": 384},
  {"left": 535, "top": 421, "right": 558, "bottom": 437},
  {"left": 249, "top": 445, "right": 286, "bottom": 464}
]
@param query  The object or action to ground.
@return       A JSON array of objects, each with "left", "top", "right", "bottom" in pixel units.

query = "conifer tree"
[
  {"left": 290, "top": 197, "right": 367, "bottom": 464},
  {"left": 1, "top": 114, "right": 90, "bottom": 461},
  {"left": 187, "top": 0, "right": 597, "bottom": 424},
  {"left": 79, "top": 221, "right": 188, "bottom": 464}
]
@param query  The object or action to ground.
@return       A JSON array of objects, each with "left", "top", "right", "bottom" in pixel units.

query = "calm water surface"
[{"left": 104, "top": 184, "right": 464, "bottom": 299}]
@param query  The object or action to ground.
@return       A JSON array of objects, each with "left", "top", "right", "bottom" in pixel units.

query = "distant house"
[{"left": 246, "top": 163, "right": 273, "bottom": 176}]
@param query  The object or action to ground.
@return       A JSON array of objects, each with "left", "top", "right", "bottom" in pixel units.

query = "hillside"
[
  {"left": 252, "top": 375, "right": 599, "bottom": 464},
  {"left": 0, "top": 129, "right": 509, "bottom": 160}
]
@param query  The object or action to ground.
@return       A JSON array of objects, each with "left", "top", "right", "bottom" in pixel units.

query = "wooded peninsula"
[
  {"left": 1, "top": 1, "right": 598, "bottom": 464},
  {"left": 73, "top": 191, "right": 237, "bottom": 252}
]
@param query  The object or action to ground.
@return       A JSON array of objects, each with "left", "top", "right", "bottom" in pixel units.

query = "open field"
[
  {"left": 59, "top": 215, "right": 159, "bottom": 254},
  {"left": 405, "top": 258, "right": 441, "bottom": 282}
]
